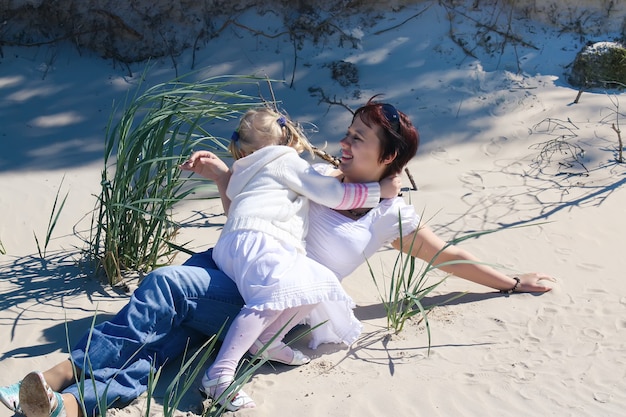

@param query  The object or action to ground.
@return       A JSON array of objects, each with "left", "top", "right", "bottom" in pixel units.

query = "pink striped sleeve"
[{"left": 335, "top": 183, "right": 377, "bottom": 210}]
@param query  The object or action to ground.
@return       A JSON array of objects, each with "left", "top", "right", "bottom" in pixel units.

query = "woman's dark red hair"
[{"left": 352, "top": 96, "right": 420, "bottom": 178}]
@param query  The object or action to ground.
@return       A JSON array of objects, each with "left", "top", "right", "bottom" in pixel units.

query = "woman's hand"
[{"left": 515, "top": 272, "right": 556, "bottom": 293}]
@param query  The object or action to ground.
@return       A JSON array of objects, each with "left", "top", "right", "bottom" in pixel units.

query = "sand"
[{"left": 1, "top": 3, "right": 625, "bottom": 417}]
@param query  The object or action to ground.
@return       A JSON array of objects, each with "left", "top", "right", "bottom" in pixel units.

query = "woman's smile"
[{"left": 338, "top": 117, "right": 386, "bottom": 182}]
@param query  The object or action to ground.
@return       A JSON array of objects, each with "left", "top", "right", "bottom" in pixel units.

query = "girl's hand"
[
  {"left": 180, "top": 151, "right": 229, "bottom": 181},
  {"left": 180, "top": 150, "right": 232, "bottom": 212},
  {"left": 379, "top": 174, "right": 402, "bottom": 199}
]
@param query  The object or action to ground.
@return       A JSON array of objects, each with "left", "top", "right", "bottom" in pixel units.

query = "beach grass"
[
  {"left": 368, "top": 215, "right": 531, "bottom": 353},
  {"left": 64, "top": 310, "right": 311, "bottom": 416},
  {"left": 67, "top": 314, "right": 226, "bottom": 417},
  {"left": 34, "top": 175, "right": 69, "bottom": 261},
  {"left": 367, "top": 220, "right": 461, "bottom": 353},
  {"left": 86, "top": 73, "right": 264, "bottom": 284}
]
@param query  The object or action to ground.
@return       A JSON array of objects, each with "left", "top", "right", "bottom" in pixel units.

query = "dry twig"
[{"left": 612, "top": 123, "right": 623, "bottom": 163}]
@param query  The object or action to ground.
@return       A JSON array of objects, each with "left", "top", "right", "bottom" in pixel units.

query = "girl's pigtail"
[{"left": 312, "top": 146, "right": 340, "bottom": 167}]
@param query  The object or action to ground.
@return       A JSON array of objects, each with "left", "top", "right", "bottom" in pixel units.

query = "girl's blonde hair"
[{"left": 228, "top": 107, "right": 313, "bottom": 160}]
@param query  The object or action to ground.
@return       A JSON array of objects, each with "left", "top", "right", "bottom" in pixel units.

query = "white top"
[
  {"left": 302, "top": 164, "right": 422, "bottom": 349},
  {"left": 305, "top": 163, "right": 422, "bottom": 280},
  {"left": 223, "top": 146, "right": 381, "bottom": 251}
]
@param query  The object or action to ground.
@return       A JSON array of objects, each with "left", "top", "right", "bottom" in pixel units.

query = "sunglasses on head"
[{"left": 381, "top": 103, "right": 400, "bottom": 134}]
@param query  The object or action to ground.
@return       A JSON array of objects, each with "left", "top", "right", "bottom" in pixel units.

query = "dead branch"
[
  {"left": 612, "top": 123, "right": 623, "bottom": 163},
  {"left": 448, "top": 27, "right": 478, "bottom": 58},
  {"left": 373, "top": 5, "right": 432, "bottom": 35},
  {"left": 0, "top": 28, "right": 104, "bottom": 48},
  {"left": 308, "top": 87, "right": 355, "bottom": 115},
  {"left": 405, "top": 167, "right": 418, "bottom": 191},
  {"left": 93, "top": 9, "right": 143, "bottom": 39},
  {"left": 443, "top": 2, "right": 539, "bottom": 50},
  {"left": 312, "top": 147, "right": 340, "bottom": 167},
  {"left": 574, "top": 88, "right": 584, "bottom": 104}
]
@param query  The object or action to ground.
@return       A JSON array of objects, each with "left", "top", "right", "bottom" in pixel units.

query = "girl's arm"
[
  {"left": 180, "top": 151, "right": 232, "bottom": 213},
  {"left": 391, "top": 225, "right": 555, "bottom": 293}
]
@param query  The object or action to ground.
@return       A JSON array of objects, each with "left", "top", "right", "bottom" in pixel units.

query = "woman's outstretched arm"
[{"left": 391, "top": 225, "right": 555, "bottom": 293}]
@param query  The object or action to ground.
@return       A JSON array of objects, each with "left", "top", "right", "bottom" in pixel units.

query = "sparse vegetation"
[
  {"left": 369, "top": 216, "right": 543, "bottom": 354},
  {"left": 2, "top": 1, "right": 623, "bottom": 66},
  {"left": 605, "top": 93, "right": 624, "bottom": 163},
  {"left": 568, "top": 42, "right": 626, "bottom": 89},
  {"left": 87, "top": 73, "right": 263, "bottom": 284},
  {"left": 34, "top": 176, "right": 69, "bottom": 262},
  {"left": 367, "top": 215, "right": 473, "bottom": 352},
  {"left": 528, "top": 118, "right": 589, "bottom": 178},
  {"left": 66, "top": 311, "right": 310, "bottom": 416},
  {"left": 328, "top": 60, "right": 359, "bottom": 87}
]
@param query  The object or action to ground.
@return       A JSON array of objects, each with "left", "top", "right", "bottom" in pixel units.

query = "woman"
[{"left": 0, "top": 99, "right": 554, "bottom": 417}]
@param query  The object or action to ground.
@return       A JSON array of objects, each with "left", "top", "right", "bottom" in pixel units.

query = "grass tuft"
[
  {"left": 368, "top": 215, "right": 465, "bottom": 353},
  {"left": 34, "top": 175, "right": 69, "bottom": 262},
  {"left": 369, "top": 213, "right": 543, "bottom": 354},
  {"left": 62, "top": 310, "right": 314, "bottom": 416},
  {"left": 87, "top": 72, "right": 265, "bottom": 284}
]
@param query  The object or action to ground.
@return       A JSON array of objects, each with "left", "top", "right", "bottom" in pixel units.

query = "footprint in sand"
[
  {"left": 502, "top": 161, "right": 526, "bottom": 178},
  {"left": 525, "top": 307, "right": 557, "bottom": 341},
  {"left": 576, "top": 262, "right": 604, "bottom": 272},
  {"left": 555, "top": 247, "right": 572, "bottom": 255},
  {"left": 593, "top": 392, "right": 612, "bottom": 403},
  {"left": 582, "top": 327, "right": 604, "bottom": 340},
  {"left": 481, "top": 136, "right": 508, "bottom": 157},
  {"left": 567, "top": 339, "right": 600, "bottom": 357},
  {"left": 459, "top": 171, "right": 485, "bottom": 191},
  {"left": 430, "top": 147, "right": 460, "bottom": 164}
]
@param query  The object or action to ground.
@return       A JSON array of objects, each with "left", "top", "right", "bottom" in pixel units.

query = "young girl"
[{"left": 189, "top": 107, "right": 400, "bottom": 411}]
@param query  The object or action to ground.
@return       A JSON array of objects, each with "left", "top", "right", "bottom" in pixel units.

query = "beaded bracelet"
[{"left": 500, "top": 277, "right": 520, "bottom": 294}]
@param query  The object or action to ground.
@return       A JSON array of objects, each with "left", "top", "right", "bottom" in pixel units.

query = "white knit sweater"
[{"left": 222, "top": 146, "right": 381, "bottom": 251}]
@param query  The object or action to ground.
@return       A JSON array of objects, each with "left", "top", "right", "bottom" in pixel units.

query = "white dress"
[{"left": 213, "top": 230, "right": 363, "bottom": 346}]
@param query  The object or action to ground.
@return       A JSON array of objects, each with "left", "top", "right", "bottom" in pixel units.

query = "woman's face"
[{"left": 339, "top": 116, "right": 387, "bottom": 183}]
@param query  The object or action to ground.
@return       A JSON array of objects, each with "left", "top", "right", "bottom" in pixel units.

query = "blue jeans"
[{"left": 64, "top": 249, "right": 244, "bottom": 415}]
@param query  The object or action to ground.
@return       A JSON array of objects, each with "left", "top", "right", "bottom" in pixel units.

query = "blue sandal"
[{"left": 0, "top": 380, "right": 22, "bottom": 413}]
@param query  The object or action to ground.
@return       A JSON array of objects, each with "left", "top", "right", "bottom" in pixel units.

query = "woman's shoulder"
[
  {"left": 370, "top": 196, "right": 421, "bottom": 238},
  {"left": 374, "top": 196, "right": 421, "bottom": 223},
  {"left": 376, "top": 196, "right": 414, "bottom": 214}
]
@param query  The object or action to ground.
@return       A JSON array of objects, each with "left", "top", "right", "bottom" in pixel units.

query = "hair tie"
[
  {"left": 277, "top": 116, "right": 287, "bottom": 127},
  {"left": 231, "top": 129, "right": 240, "bottom": 142}
]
